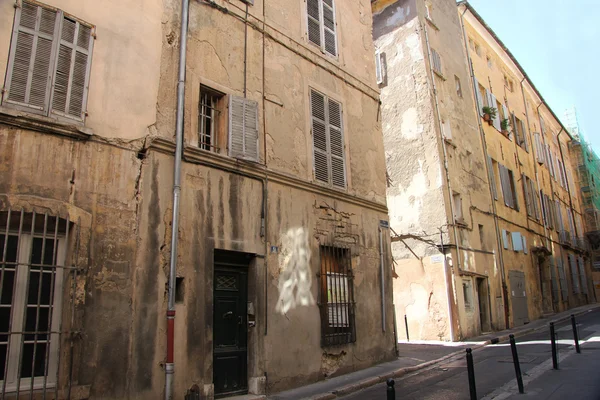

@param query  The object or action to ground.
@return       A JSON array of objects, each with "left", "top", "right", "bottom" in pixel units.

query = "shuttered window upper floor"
[
  {"left": 2, "top": 0, "right": 94, "bottom": 123},
  {"left": 307, "top": 0, "right": 338, "bottom": 57}
]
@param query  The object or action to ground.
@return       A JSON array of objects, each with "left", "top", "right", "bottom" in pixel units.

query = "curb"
[{"left": 305, "top": 305, "right": 598, "bottom": 400}]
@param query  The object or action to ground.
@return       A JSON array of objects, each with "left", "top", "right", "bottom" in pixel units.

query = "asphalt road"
[{"left": 340, "top": 308, "right": 600, "bottom": 400}]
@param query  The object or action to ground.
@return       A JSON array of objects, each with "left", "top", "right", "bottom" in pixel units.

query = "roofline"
[{"left": 457, "top": 1, "right": 573, "bottom": 140}]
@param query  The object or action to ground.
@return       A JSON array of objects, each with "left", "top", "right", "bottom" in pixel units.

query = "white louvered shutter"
[
  {"left": 5, "top": 1, "right": 58, "bottom": 112},
  {"left": 490, "top": 94, "right": 501, "bottom": 131},
  {"left": 229, "top": 96, "right": 259, "bottom": 161},
  {"left": 511, "top": 113, "right": 518, "bottom": 140},
  {"left": 502, "top": 230, "right": 509, "bottom": 249},
  {"left": 522, "top": 235, "right": 528, "bottom": 254},
  {"left": 328, "top": 98, "right": 345, "bottom": 188},
  {"left": 322, "top": 0, "right": 337, "bottom": 57},
  {"left": 311, "top": 90, "right": 329, "bottom": 184},
  {"left": 307, "top": 0, "right": 321, "bottom": 48},
  {"left": 531, "top": 179, "right": 540, "bottom": 220},
  {"left": 50, "top": 16, "right": 93, "bottom": 120},
  {"left": 499, "top": 165, "right": 511, "bottom": 207},
  {"left": 375, "top": 51, "right": 383, "bottom": 84}
]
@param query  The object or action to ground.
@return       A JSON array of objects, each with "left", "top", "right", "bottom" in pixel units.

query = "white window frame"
[
  {"left": 306, "top": 0, "right": 338, "bottom": 57},
  {"left": 1, "top": 234, "right": 66, "bottom": 393},
  {"left": 3, "top": 1, "right": 94, "bottom": 123}
]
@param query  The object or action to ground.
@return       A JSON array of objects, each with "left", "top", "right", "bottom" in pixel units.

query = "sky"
[{"left": 465, "top": 0, "right": 599, "bottom": 153}]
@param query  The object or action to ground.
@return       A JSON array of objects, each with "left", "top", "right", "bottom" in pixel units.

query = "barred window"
[
  {"left": 0, "top": 210, "right": 71, "bottom": 394},
  {"left": 318, "top": 246, "right": 355, "bottom": 347},
  {"left": 198, "top": 86, "right": 223, "bottom": 151}
]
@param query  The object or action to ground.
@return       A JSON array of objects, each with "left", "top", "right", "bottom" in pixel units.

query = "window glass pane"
[
  {"left": 24, "top": 306, "right": 50, "bottom": 340},
  {"left": 31, "top": 238, "right": 56, "bottom": 266},
  {"left": 20, "top": 342, "right": 47, "bottom": 378},
  {"left": 27, "top": 270, "right": 54, "bottom": 306}
]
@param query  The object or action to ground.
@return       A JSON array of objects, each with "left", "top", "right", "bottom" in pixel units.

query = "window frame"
[
  {"left": 0, "top": 232, "right": 66, "bottom": 393},
  {"left": 310, "top": 88, "right": 346, "bottom": 189},
  {"left": 198, "top": 86, "right": 225, "bottom": 152},
  {"left": 306, "top": 0, "right": 338, "bottom": 58},
  {"left": 2, "top": 1, "right": 94, "bottom": 124}
]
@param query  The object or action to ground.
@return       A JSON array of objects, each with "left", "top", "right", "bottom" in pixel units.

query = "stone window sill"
[{"left": 0, "top": 106, "right": 93, "bottom": 140}]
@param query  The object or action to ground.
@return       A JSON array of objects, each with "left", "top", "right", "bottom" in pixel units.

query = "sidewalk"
[{"left": 268, "top": 303, "right": 600, "bottom": 400}]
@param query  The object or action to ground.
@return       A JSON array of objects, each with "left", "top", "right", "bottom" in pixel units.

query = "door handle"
[
  {"left": 238, "top": 316, "right": 243, "bottom": 325},
  {"left": 223, "top": 311, "right": 233, "bottom": 319}
]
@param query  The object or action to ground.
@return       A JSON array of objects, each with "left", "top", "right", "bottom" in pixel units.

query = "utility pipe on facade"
[
  {"left": 166, "top": 0, "right": 189, "bottom": 398},
  {"left": 458, "top": 6, "right": 509, "bottom": 329},
  {"left": 423, "top": 24, "right": 460, "bottom": 340}
]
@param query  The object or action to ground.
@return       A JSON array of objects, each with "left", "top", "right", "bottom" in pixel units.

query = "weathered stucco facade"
[
  {"left": 373, "top": 0, "right": 595, "bottom": 342},
  {"left": 0, "top": 0, "right": 394, "bottom": 398}
]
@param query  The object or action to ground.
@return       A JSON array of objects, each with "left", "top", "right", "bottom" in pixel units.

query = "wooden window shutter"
[
  {"left": 487, "top": 157, "right": 497, "bottom": 200},
  {"left": 502, "top": 230, "right": 509, "bottom": 249},
  {"left": 511, "top": 113, "right": 518, "bottom": 141},
  {"left": 322, "top": 0, "right": 337, "bottom": 57},
  {"left": 50, "top": 16, "right": 94, "bottom": 120},
  {"left": 4, "top": 1, "right": 59, "bottom": 112},
  {"left": 311, "top": 90, "right": 329, "bottom": 184},
  {"left": 307, "top": 0, "right": 321, "bottom": 48},
  {"left": 522, "top": 174, "right": 531, "bottom": 216},
  {"left": 228, "top": 95, "right": 259, "bottom": 161},
  {"left": 328, "top": 98, "right": 345, "bottom": 188}
]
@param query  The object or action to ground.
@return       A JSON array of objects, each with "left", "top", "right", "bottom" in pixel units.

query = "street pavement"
[{"left": 339, "top": 308, "right": 600, "bottom": 400}]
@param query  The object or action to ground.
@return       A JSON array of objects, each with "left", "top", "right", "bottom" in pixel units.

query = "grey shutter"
[
  {"left": 50, "top": 17, "right": 93, "bottom": 120},
  {"left": 5, "top": 1, "right": 58, "bottom": 112},
  {"left": 228, "top": 96, "right": 259, "bottom": 161},
  {"left": 328, "top": 98, "right": 346, "bottom": 188},
  {"left": 557, "top": 257, "right": 567, "bottom": 300},
  {"left": 499, "top": 164, "right": 512, "bottom": 207},
  {"left": 502, "top": 229, "right": 509, "bottom": 249},
  {"left": 307, "top": 0, "right": 321, "bottom": 47},
  {"left": 569, "top": 255, "right": 579, "bottom": 294},
  {"left": 322, "top": 0, "right": 337, "bottom": 56},
  {"left": 522, "top": 174, "right": 531, "bottom": 216},
  {"left": 531, "top": 179, "right": 540, "bottom": 220},
  {"left": 509, "top": 170, "right": 519, "bottom": 210},
  {"left": 375, "top": 51, "right": 382, "bottom": 84},
  {"left": 511, "top": 112, "right": 518, "bottom": 141},
  {"left": 474, "top": 77, "right": 483, "bottom": 116},
  {"left": 534, "top": 133, "right": 545, "bottom": 164},
  {"left": 522, "top": 235, "right": 528, "bottom": 254},
  {"left": 550, "top": 257, "right": 559, "bottom": 301},
  {"left": 521, "top": 119, "right": 529, "bottom": 151},
  {"left": 311, "top": 90, "right": 329, "bottom": 183},
  {"left": 511, "top": 232, "right": 522, "bottom": 251},
  {"left": 579, "top": 257, "right": 588, "bottom": 295},
  {"left": 540, "top": 116, "right": 546, "bottom": 134},
  {"left": 556, "top": 201, "right": 564, "bottom": 232},
  {"left": 487, "top": 156, "right": 498, "bottom": 200}
]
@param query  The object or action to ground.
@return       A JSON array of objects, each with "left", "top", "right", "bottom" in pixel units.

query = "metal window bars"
[
  {"left": 0, "top": 208, "right": 80, "bottom": 399},
  {"left": 199, "top": 89, "right": 221, "bottom": 151},
  {"left": 318, "top": 245, "right": 356, "bottom": 347}
]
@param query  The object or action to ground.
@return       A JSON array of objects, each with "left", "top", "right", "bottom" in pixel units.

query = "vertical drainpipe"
[
  {"left": 166, "top": 0, "right": 189, "bottom": 399},
  {"left": 379, "top": 227, "right": 386, "bottom": 332},
  {"left": 422, "top": 23, "right": 460, "bottom": 340},
  {"left": 458, "top": 6, "right": 509, "bottom": 330}
]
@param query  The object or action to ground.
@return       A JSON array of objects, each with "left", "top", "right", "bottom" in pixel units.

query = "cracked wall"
[{"left": 374, "top": 0, "right": 502, "bottom": 341}]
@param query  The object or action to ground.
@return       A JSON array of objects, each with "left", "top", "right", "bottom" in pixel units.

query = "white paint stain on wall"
[{"left": 400, "top": 107, "right": 423, "bottom": 140}]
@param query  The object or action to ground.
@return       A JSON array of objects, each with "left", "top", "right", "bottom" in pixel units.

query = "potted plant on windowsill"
[
  {"left": 501, "top": 118, "right": 511, "bottom": 136},
  {"left": 482, "top": 106, "right": 497, "bottom": 125}
]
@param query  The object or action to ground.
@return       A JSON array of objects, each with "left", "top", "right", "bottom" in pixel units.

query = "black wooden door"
[{"left": 213, "top": 252, "right": 248, "bottom": 398}]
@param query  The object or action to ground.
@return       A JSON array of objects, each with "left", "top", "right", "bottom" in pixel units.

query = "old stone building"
[
  {"left": 0, "top": 0, "right": 394, "bottom": 399},
  {"left": 372, "top": 0, "right": 594, "bottom": 341}
]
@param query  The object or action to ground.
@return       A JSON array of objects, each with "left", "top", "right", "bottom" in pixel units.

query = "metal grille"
[
  {"left": 216, "top": 275, "right": 237, "bottom": 291},
  {"left": 318, "top": 245, "right": 356, "bottom": 347},
  {"left": 199, "top": 87, "right": 222, "bottom": 151},
  {"left": 0, "top": 209, "right": 79, "bottom": 398}
]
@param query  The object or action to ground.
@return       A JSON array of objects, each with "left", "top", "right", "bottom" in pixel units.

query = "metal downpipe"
[{"left": 166, "top": 0, "right": 189, "bottom": 398}]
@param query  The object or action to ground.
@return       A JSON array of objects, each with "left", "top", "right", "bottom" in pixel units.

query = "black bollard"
[
  {"left": 509, "top": 334, "right": 524, "bottom": 394},
  {"left": 386, "top": 378, "right": 395, "bottom": 400},
  {"left": 550, "top": 322, "right": 558, "bottom": 370},
  {"left": 466, "top": 348, "right": 477, "bottom": 400},
  {"left": 571, "top": 314, "right": 581, "bottom": 353},
  {"left": 405, "top": 314, "right": 410, "bottom": 342}
]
